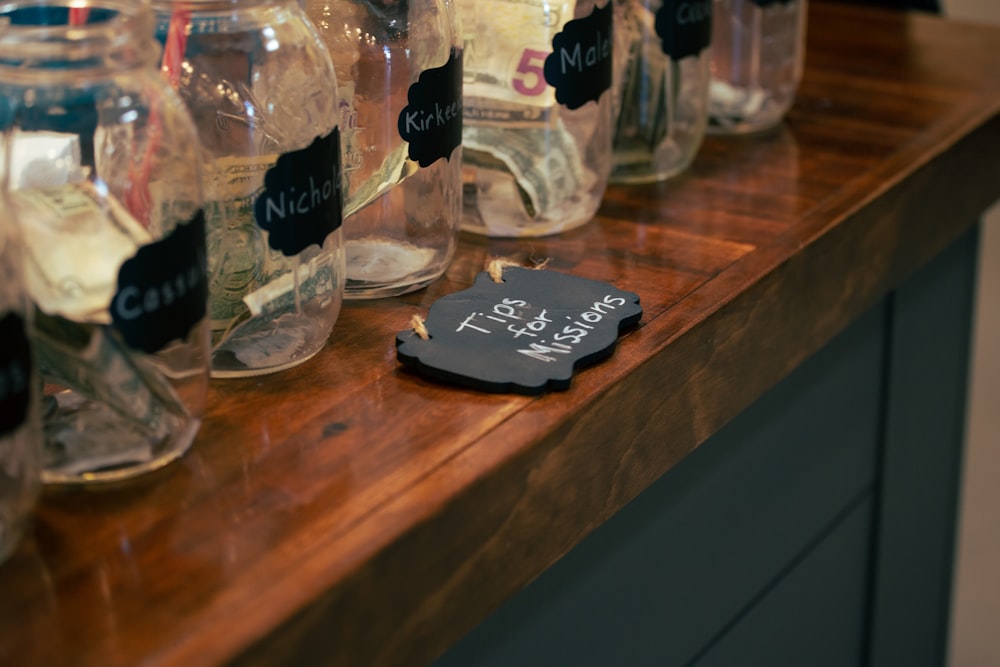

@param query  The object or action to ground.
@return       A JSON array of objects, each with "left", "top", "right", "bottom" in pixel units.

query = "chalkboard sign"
[{"left": 396, "top": 267, "right": 642, "bottom": 394}]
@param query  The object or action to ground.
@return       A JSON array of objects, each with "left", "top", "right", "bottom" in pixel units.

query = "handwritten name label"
[
  {"left": 544, "top": 2, "right": 613, "bottom": 110},
  {"left": 398, "top": 48, "right": 464, "bottom": 167},
  {"left": 255, "top": 129, "right": 343, "bottom": 257},
  {"left": 112, "top": 211, "right": 208, "bottom": 354},
  {"left": 396, "top": 267, "right": 641, "bottom": 394},
  {"left": 655, "top": 0, "right": 713, "bottom": 61}
]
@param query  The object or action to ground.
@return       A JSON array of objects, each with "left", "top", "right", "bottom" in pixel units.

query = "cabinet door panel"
[
  {"left": 434, "top": 302, "right": 886, "bottom": 667},
  {"left": 692, "top": 497, "right": 873, "bottom": 667}
]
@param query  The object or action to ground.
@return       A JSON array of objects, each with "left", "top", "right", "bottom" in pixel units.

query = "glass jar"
[
  {"left": 459, "top": 0, "right": 614, "bottom": 238},
  {"left": 0, "top": 192, "right": 40, "bottom": 562},
  {"left": 152, "top": 0, "right": 346, "bottom": 373},
  {"left": 306, "top": 0, "right": 463, "bottom": 299},
  {"left": 612, "top": 0, "right": 713, "bottom": 183},
  {"left": 708, "top": 0, "right": 806, "bottom": 134},
  {"left": 0, "top": 0, "right": 211, "bottom": 485}
]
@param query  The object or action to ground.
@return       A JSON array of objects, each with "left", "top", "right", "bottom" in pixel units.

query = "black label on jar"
[
  {"left": 543, "top": 2, "right": 613, "bottom": 111},
  {"left": 398, "top": 48, "right": 464, "bottom": 168},
  {"left": 111, "top": 211, "right": 208, "bottom": 355},
  {"left": 254, "top": 129, "right": 344, "bottom": 256},
  {"left": 0, "top": 311, "right": 31, "bottom": 438},
  {"left": 655, "top": 0, "right": 713, "bottom": 61}
]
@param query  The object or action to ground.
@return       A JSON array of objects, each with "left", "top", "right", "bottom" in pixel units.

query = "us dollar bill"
[
  {"left": 31, "top": 312, "right": 186, "bottom": 480},
  {"left": 614, "top": 0, "right": 672, "bottom": 162},
  {"left": 463, "top": 119, "right": 587, "bottom": 219},
  {"left": 15, "top": 181, "right": 152, "bottom": 324},
  {"left": 461, "top": 0, "right": 603, "bottom": 222},
  {"left": 242, "top": 254, "right": 338, "bottom": 318},
  {"left": 204, "top": 208, "right": 262, "bottom": 334},
  {"left": 344, "top": 142, "right": 417, "bottom": 219},
  {"left": 202, "top": 155, "right": 274, "bottom": 333},
  {"left": 463, "top": 0, "right": 576, "bottom": 108}
]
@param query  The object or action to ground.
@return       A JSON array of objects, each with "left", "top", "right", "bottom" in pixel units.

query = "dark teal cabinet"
[{"left": 433, "top": 229, "right": 977, "bottom": 667}]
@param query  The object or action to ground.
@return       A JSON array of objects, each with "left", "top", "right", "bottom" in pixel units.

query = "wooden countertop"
[{"left": 2, "top": 3, "right": 999, "bottom": 665}]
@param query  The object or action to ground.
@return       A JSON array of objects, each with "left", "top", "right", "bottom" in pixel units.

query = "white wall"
[
  {"left": 942, "top": 0, "right": 1000, "bottom": 24},
  {"left": 942, "top": 2, "right": 1000, "bottom": 666}
]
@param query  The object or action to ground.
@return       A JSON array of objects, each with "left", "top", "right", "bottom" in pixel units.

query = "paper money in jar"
[
  {"left": 0, "top": 0, "right": 211, "bottom": 486},
  {"left": 154, "top": 0, "right": 348, "bottom": 372},
  {"left": 458, "top": 0, "right": 614, "bottom": 237},
  {"left": 610, "top": 0, "right": 712, "bottom": 183}
]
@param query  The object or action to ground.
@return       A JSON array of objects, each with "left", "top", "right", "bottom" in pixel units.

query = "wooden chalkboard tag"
[{"left": 396, "top": 267, "right": 642, "bottom": 394}]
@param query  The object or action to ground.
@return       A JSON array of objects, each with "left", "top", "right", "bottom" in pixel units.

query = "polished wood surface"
[{"left": 2, "top": 3, "right": 999, "bottom": 666}]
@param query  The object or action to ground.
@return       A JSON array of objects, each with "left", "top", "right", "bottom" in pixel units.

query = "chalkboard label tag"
[
  {"left": 544, "top": 2, "right": 613, "bottom": 110},
  {"left": 254, "top": 129, "right": 343, "bottom": 257},
  {"left": 112, "top": 211, "right": 208, "bottom": 354},
  {"left": 655, "top": 0, "right": 713, "bottom": 61},
  {"left": 398, "top": 47, "right": 464, "bottom": 167},
  {"left": 0, "top": 311, "right": 32, "bottom": 437},
  {"left": 396, "top": 267, "right": 642, "bottom": 394}
]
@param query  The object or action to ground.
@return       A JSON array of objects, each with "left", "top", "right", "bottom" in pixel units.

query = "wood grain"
[{"left": 1, "top": 3, "right": 998, "bottom": 666}]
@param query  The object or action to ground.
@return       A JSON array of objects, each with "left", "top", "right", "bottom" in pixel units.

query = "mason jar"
[
  {"left": 0, "top": 0, "right": 211, "bottom": 485},
  {"left": 459, "top": 0, "right": 614, "bottom": 238},
  {"left": 612, "top": 0, "right": 712, "bottom": 183},
  {"left": 152, "top": 0, "right": 346, "bottom": 374},
  {"left": 708, "top": 0, "right": 806, "bottom": 134},
  {"left": 0, "top": 191, "right": 40, "bottom": 561},
  {"left": 306, "top": 0, "right": 463, "bottom": 299}
]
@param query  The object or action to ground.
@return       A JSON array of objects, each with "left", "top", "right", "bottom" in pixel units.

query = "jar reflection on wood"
[
  {"left": 0, "top": 0, "right": 210, "bottom": 485},
  {"left": 0, "top": 188, "right": 40, "bottom": 561},
  {"left": 458, "top": 0, "right": 615, "bottom": 238},
  {"left": 708, "top": 0, "right": 806, "bottom": 134},
  {"left": 306, "top": 0, "right": 464, "bottom": 299},
  {"left": 612, "top": 0, "right": 713, "bottom": 183},
  {"left": 152, "top": 0, "right": 346, "bottom": 374}
]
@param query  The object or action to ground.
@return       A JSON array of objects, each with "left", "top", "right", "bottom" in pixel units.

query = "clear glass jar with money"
[
  {"left": 611, "top": 0, "right": 712, "bottom": 183},
  {"left": 0, "top": 192, "right": 41, "bottom": 561},
  {"left": 0, "top": 0, "right": 211, "bottom": 485},
  {"left": 459, "top": 0, "right": 615, "bottom": 238},
  {"left": 152, "top": 0, "right": 347, "bottom": 372},
  {"left": 708, "top": 0, "right": 806, "bottom": 134},
  {"left": 306, "top": 0, "right": 463, "bottom": 298}
]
